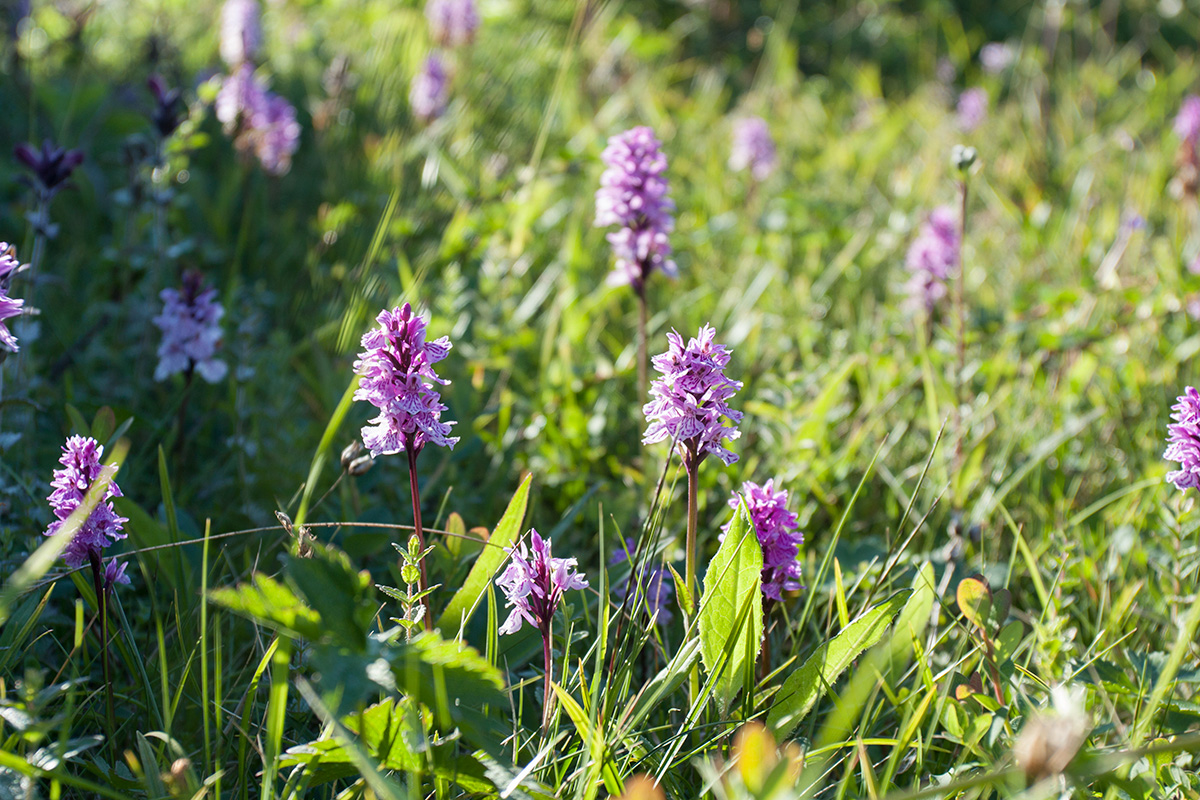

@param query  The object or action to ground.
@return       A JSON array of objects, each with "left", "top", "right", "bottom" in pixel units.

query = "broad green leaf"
[
  {"left": 286, "top": 541, "right": 375, "bottom": 649},
  {"left": 436, "top": 474, "right": 531, "bottom": 634},
  {"left": 207, "top": 573, "right": 323, "bottom": 641},
  {"left": 698, "top": 502, "right": 763, "bottom": 714},
  {"left": 767, "top": 590, "right": 910, "bottom": 737}
]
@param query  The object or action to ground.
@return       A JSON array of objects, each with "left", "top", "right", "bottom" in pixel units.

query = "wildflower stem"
[
  {"left": 87, "top": 551, "right": 116, "bottom": 740},
  {"left": 175, "top": 364, "right": 195, "bottom": 460},
  {"left": 953, "top": 176, "right": 968, "bottom": 494},
  {"left": 636, "top": 284, "right": 648, "bottom": 404},
  {"left": 541, "top": 626, "right": 553, "bottom": 732},
  {"left": 406, "top": 446, "right": 432, "bottom": 630},
  {"left": 685, "top": 455, "right": 700, "bottom": 703}
]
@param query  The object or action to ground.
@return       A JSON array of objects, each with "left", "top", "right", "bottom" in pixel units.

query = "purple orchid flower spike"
[
  {"left": 148, "top": 75, "right": 185, "bottom": 138},
  {"left": 14, "top": 139, "right": 84, "bottom": 198},
  {"left": 152, "top": 271, "right": 228, "bottom": 384},
  {"left": 904, "top": 206, "right": 959, "bottom": 314},
  {"left": 1166, "top": 386, "right": 1200, "bottom": 492},
  {"left": 722, "top": 479, "right": 804, "bottom": 603},
  {"left": 610, "top": 538, "right": 674, "bottom": 625},
  {"left": 426, "top": 0, "right": 479, "bottom": 48},
  {"left": 497, "top": 529, "right": 588, "bottom": 728}
]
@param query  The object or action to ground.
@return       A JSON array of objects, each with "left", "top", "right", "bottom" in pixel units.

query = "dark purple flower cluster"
[
  {"left": 215, "top": 64, "right": 301, "bottom": 175},
  {"left": 14, "top": 140, "right": 84, "bottom": 199},
  {"left": 957, "top": 88, "right": 988, "bottom": 132},
  {"left": 595, "top": 126, "right": 677, "bottom": 292},
  {"left": 1165, "top": 386, "right": 1200, "bottom": 492},
  {"left": 153, "top": 271, "right": 228, "bottom": 383},
  {"left": 44, "top": 436, "right": 128, "bottom": 569},
  {"left": 610, "top": 538, "right": 674, "bottom": 625},
  {"left": 353, "top": 303, "right": 459, "bottom": 457},
  {"left": 1176, "top": 96, "right": 1200, "bottom": 147},
  {"left": 723, "top": 479, "right": 803, "bottom": 601},
  {"left": 729, "top": 116, "right": 777, "bottom": 181},
  {"left": 148, "top": 75, "right": 186, "bottom": 139},
  {"left": 410, "top": 54, "right": 450, "bottom": 123},
  {"left": 426, "top": 0, "right": 479, "bottom": 48},
  {"left": 643, "top": 324, "right": 742, "bottom": 467},
  {"left": 904, "top": 206, "right": 959, "bottom": 313},
  {"left": 0, "top": 243, "right": 25, "bottom": 353},
  {"left": 497, "top": 529, "right": 589, "bottom": 636}
]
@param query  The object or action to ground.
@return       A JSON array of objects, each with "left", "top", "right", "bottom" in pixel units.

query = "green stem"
[
  {"left": 88, "top": 552, "right": 116, "bottom": 745},
  {"left": 406, "top": 446, "right": 431, "bottom": 630},
  {"left": 541, "top": 625, "right": 553, "bottom": 732},
  {"left": 685, "top": 455, "right": 700, "bottom": 704},
  {"left": 953, "top": 177, "right": 968, "bottom": 500},
  {"left": 636, "top": 285, "right": 648, "bottom": 405}
]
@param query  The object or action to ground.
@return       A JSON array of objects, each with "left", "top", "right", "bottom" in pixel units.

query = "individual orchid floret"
[
  {"left": 595, "top": 126, "right": 677, "bottom": 292},
  {"left": 610, "top": 539, "right": 674, "bottom": 625},
  {"left": 426, "top": 0, "right": 479, "bottom": 48},
  {"left": 723, "top": 480, "right": 803, "bottom": 602},
  {"left": 643, "top": 324, "right": 743, "bottom": 468},
  {"left": 410, "top": 53, "right": 449, "bottom": 122},
  {"left": 152, "top": 271, "right": 228, "bottom": 383},
  {"left": 104, "top": 559, "right": 132, "bottom": 588},
  {"left": 1176, "top": 96, "right": 1200, "bottom": 147},
  {"left": 352, "top": 303, "right": 458, "bottom": 457},
  {"left": 729, "top": 116, "right": 777, "bottom": 181},
  {"left": 44, "top": 436, "right": 128, "bottom": 569},
  {"left": 148, "top": 75, "right": 185, "bottom": 139},
  {"left": 1165, "top": 386, "right": 1200, "bottom": 492},
  {"left": 220, "top": 0, "right": 262, "bottom": 66},
  {"left": 497, "top": 529, "right": 589, "bottom": 636},
  {"left": 904, "top": 206, "right": 959, "bottom": 313},
  {"left": 14, "top": 139, "right": 84, "bottom": 198},
  {"left": 956, "top": 88, "right": 988, "bottom": 132}
]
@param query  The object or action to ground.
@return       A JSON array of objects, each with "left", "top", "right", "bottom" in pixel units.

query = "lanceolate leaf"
[
  {"left": 698, "top": 501, "right": 763, "bottom": 714},
  {"left": 436, "top": 474, "right": 532, "bottom": 634},
  {"left": 767, "top": 589, "right": 911, "bottom": 737}
]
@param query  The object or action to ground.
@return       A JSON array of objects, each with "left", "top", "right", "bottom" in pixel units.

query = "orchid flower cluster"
[
  {"left": 0, "top": 243, "right": 27, "bottom": 354},
  {"left": 44, "top": 436, "right": 128, "bottom": 576},
  {"left": 729, "top": 116, "right": 777, "bottom": 182},
  {"left": 1165, "top": 386, "right": 1200, "bottom": 492},
  {"left": 904, "top": 205, "right": 959, "bottom": 314},
  {"left": 723, "top": 480, "right": 803, "bottom": 602},
  {"left": 595, "top": 126, "right": 678, "bottom": 292},
  {"left": 410, "top": 0, "right": 477, "bottom": 122},
  {"left": 957, "top": 88, "right": 988, "bottom": 132},
  {"left": 610, "top": 539, "right": 674, "bottom": 625},
  {"left": 14, "top": 139, "right": 84, "bottom": 239},
  {"left": 213, "top": 0, "right": 301, "bottom": 175},
  {"left": 152, "top": 271, "right": 228, "bottom": 384}
]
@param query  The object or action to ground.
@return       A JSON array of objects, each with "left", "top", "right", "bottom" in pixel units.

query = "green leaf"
[
  {"left": 956, "top": 577, "right": 991, "bottom": 631},
  {"left": 436, "top": 474, "right": 531, "bottom": 634},
  {"left": 767, "top": 590, "right": 910, "bottom": 737},
  {"left": 698, "top": 501, "right": 763, "bottom": 714},
  {"left": 208, "top": 573, "right": 323, "bottom": 641},
  {"left": 285, "top": 541, "right": 375, "bottom": 649}
]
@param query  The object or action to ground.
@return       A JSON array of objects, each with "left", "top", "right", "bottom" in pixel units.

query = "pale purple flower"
[
  {"left": 643, "top": 324, "right": 743, "bottom": 467},
  {"left": 44, "top": 436, "right": 127, "bottom": 569},
  {"left": 410, "top": 53, "right": 449, "bottom": 122},
  {"left": 722, "top": 480, "right": 803, "bottom": 602},
  {"left": 252, "top": 93, "right": 301, "bottom": 175},
  {"left": 1190, "top": 255, "right": 1200, "bottom": 276},
  {"left": 610, "top": 539, "right": 674, "bottom": 625},
  {"left": 1166, "top": 387, "right": 1200, "bottom": 492},
  {"left": 980, "top": 42, "right": 1013, "bottom": 74},
  {"left": 426, "top": 0, "right": 478, "bottom": 48},
  {"left": 729, "top": 116, "right": 776, "bottom": 181},
  {"left": 0, "top": 243, "right": 25, "bottom": 353},
  {"left": 352, "top": 303, "right": 458, "bottom": 457},
  {"left": 1176, "top": 96, "right": 1200, "bottom": 147},
  {"left": 220, "top": 0, "right": 262, "bottom": 66},
  {"left": 957, "top": 88, "right": 988, "bottom": 132},
  {"left": 153, "top": 271, "right": 228, "bottom": 383},
  {"left": 215, "top": 63, "right": 269, "bottom": 132},
  {"left": 104, "top": 559, "right": 131, "bottom": 588},
  {"left": 497, "top": 529, "right": 588, "bottom": 636},
  {"left": 595, "top": 126, "right": 677, "bottom": 291},
  {"left": 904, "top": 206, "right": 959, "bottom": 313},
  {"left": 1188, "top": 296, "right": 1200, "bottom": 321}
]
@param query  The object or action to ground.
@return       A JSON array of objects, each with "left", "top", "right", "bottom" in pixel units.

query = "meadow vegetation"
[{"left": 2, "top": 1, "right": 1200, "bottom": 798}]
